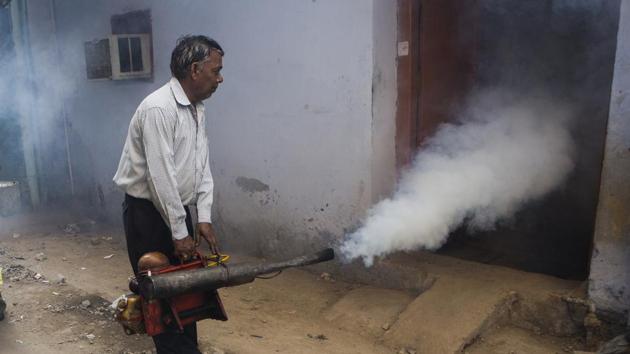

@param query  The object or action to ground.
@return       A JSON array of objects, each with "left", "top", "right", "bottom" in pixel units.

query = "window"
[
  {"left": 83, "top": 9, "right": 153, "bottom": 81},
  {"left": 110, "top": 34, "right": 152, "bottom": 79}
]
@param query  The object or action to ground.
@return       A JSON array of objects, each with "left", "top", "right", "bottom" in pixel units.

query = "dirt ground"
[
  {"left": 0, "top": 211, "right": 396, "bottom": 354},
  {"left": 0, "top": 210, "right": 601, "bottom": 354}
]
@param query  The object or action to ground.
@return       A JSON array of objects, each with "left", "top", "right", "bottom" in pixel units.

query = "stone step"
[
  {"left": 465, "top": 325, "right": 588, "bottom": 354},
  {"left": 326, "top": 251, "right": 586, "bottom": 353},
  {"left": 324, "top": 286, "right": 415, "bottom": 338},
  {"left": 384, "top": 276, "right": 516, "bottom": 353}
]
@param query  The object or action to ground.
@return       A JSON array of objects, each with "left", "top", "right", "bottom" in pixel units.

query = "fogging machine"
[{"left": 115, "top": 248, "right": 335, "bottom": 336}]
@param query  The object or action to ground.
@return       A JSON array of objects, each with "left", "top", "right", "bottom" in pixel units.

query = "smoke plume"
[{"left": 341, "top": 90, "right": 576, "bottom": 266}]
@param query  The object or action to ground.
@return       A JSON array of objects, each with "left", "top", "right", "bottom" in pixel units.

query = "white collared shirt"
[{"left": 113, "top": 77, "right": 214, "bottom": 240}]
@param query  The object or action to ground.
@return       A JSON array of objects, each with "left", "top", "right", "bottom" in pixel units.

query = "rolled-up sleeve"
[
  {"left": 142, "top": 107, "right": 189, "bottom": 240},
  {"left": 196, "top": 134, "right": 214, "bottom": 223}
]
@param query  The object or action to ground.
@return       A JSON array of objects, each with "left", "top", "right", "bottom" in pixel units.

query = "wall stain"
[
  {"left": 235, "top": 176, "right": 270, "bottom": 194},
  {"left": 605, "top": 196, "right": 630, "bottom": 238}
]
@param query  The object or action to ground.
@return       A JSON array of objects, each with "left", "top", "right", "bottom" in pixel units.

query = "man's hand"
[
  {"left": 173, "top": 235, "right": 196, "bottom": 262},
  {"left": 197, "top": 222, "right": 220, "bottom": 255}
]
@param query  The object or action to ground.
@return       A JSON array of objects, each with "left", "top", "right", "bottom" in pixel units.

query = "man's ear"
[{"left": 190, "top": 63, "right": 201, "bottom": 80}]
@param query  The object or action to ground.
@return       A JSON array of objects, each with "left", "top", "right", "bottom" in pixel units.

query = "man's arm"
[
  {"left": 196, "top": 145, "right": 214, "bottom": 225},
  {"left": 142, "top": 108, "right": 194, "bottom": 259},
  {"left": 196, "top": 129, "right": 219, "bottom": 254}
]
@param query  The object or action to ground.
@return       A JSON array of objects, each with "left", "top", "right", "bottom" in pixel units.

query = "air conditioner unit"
[{"left": 109, "top": 33, "right": 152, "bottom": 80}]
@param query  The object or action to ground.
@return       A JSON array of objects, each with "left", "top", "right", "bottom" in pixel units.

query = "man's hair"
[{"left": 170, "top": 35, "right": 224, "bottom": 80}]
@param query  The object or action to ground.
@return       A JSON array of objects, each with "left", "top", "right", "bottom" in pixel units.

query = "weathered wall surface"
[
  {"left": 370, "top": 0, "right": 398, "bottom": 204},
  {"left": 589, "top": 0, "right": 630, "bottom": 319},
  {"left": 23, "top": 0, "right": 394, "bottom": 257}
]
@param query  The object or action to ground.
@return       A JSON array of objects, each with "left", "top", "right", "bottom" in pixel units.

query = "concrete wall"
[
  {"left": 23, "top": 0, "right": 397, "bottom": 256},
  {"left": 589, "top": 0, "right": 630, "bottom": 319},
  {"left": 370, "top": 0, "right": 398, "bottom": 204}
]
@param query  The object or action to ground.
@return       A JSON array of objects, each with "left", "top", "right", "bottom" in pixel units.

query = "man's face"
[{"left": 191, "top": 50, "right": 223, "bottom": 101}]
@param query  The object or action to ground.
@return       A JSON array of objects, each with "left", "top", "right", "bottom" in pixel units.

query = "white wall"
[
  {"left": 27, "top": 0, "right": 396, "bottom": 256},
  {"left": 589, "top": 0, "right": 630, "bottom": 320},
  {"left": 371, "top": 0, "right": 398, "bottom": 203}
]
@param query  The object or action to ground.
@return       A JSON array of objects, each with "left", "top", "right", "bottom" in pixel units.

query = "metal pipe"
[
  {"left": 10, "top": 0, "right": 40, "bottom": 207},
  {"left": 140, "top": 248, "right": 335, "bottom": 300},
  {"left": 48, "top": 0, "right": 74, "bottom": 195}
]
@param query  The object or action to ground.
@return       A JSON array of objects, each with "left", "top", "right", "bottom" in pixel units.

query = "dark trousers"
[{"left": 123, "top": 194, "right": 201, "bottom": 354}]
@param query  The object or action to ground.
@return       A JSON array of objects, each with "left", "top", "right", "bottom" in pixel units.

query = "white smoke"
[
  {"left": 0, "top": 4, "right": 82, "bottom": 201},
  {"left": 341, "top": 90, "right": 576, "bottom": 266}
]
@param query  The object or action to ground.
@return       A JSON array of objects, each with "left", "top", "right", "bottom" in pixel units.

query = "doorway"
[{"left": 395, "top": 0, "right": 620, "bottom": 279}]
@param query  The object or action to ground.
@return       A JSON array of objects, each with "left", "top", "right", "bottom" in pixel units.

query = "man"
[
  {"left": 113, "top": 35, "right": 224, "bottom": 354},
  {"left": 0, "top": 290, "right": 5, "bottom": 321}
]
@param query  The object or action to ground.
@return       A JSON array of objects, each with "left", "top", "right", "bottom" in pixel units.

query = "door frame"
[{"left": 395, "top": 0, "right": 421, "bottom": 170}]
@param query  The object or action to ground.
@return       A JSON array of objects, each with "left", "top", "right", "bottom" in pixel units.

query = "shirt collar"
[
  {"left": 169, "top": 77, "right": 192, "bottom": 106},
  {"left": 169, "top": 77, "right": 206, "bottom": 115}
]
